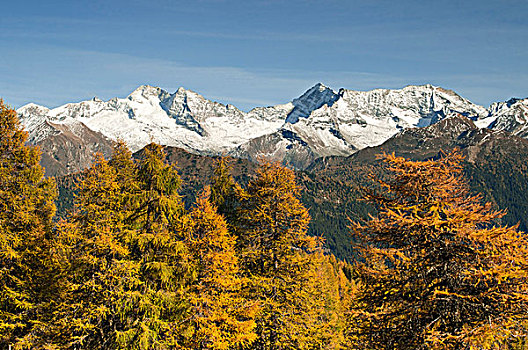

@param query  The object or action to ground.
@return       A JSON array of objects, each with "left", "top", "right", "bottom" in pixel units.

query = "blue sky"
[{"left": 1, "top": 0, "right": 527, "bottom": 111}]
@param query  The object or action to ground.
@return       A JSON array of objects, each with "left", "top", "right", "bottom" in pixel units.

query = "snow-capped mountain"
[
  {"left": 483, "top": 98, "right": 528, "bottom": 138},
  {"left": 18, "top": 85, "right": 291, "bottom": 155},
  {"left": 306, "top": 84, "right": 489, "bottom": 149},
  {"left": 232, "top": 84, "right": 489, "bottom": 168},
  {"left": 285, "top": 83, "right": 339, "bottom": 124},
  {"left": 16, "top": 83, "right": 526, "bottom": 175}
]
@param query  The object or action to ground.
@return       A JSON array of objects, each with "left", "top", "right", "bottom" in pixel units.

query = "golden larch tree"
[
  {"left": 177, "top": 187, "right": 258, "bottom": 349},
  {"left": 235, "top": 162, "right": 334, "bottom": 350},
  {"left": 114, "top": 143, "right": 190, "bottom": 349},
  {"left": 209, "top": 157, "right": 240, "bottom": 222},
  {"left": 51, "top": 142, "right": 192, "bottom": 349},
  {"left": 347, "top": 151, "right": 528, "bottom": 349},
  {"left": 0, "top": 100, "right": 57, "bottom": 348},
  {"left": 50, "top": 151, "right": 138, "bottom": 349}
]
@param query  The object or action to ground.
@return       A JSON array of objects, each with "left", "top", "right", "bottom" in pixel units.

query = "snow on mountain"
[
  {"left": 16, "top": 83, "right": 526, "bottom": 173},
  {"left": 18, "top": 85, "right": 290, "bottom": 155},
  {"left": 285, "top": 83, "right": 339, "bottom": 123},
  {"left": 232, "top": 84, "right": 490, "bottom": 168},
  {"left": 483, "top": 98, "right": 528, "bottom": 137},
  {"left": 17, "top": 103, "right": 53, "bottom": 142},
  {"left": 231, "top": 83, "right": 343, "bottom": 168},
  {"left": 292, "top": 84, "right": 488, "bottom": 151}
]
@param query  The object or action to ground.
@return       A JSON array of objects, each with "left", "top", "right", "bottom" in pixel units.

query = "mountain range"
[
  {"left": 23, "top": 83, "right": 527, "bottom": 261},
  {"left": 17, "top": 83, "right": 528, "bottom": 176},
  {"left": 50, "top": 114, "right": 528, "bottom": 260}
]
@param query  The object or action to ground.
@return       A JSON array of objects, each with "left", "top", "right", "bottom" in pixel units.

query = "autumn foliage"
[
  {"left": 1, "top": 99, "right": 527, "bottom": 349},
  {"left": 347, "top": 151, "right": 528, "bottom": 349},
  {"left": 0, "top": 100, "right": 57, "bottom": 348}
]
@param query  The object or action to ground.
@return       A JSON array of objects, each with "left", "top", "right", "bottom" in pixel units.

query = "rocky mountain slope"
[
  {"left": 307, "top": 115, "right": 528, "bottom": 255},
  {"left": 485, "top": 98, "right": 528, "bottom": 137},
  {"left": 18, "top": 83, "right": 525, "bottom": 175},
  {"left": 53, "top": 114, "right": 528, "bottom": 261},
  {"left": 17, "top": 103, "right": 115, "bottom": 176}
]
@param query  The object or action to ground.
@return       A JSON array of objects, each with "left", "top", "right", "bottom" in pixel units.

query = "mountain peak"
[
  {"left": 128, "top": 85, "right": 167, "bottom": 100},
  {"left": 18, "top": 102, "right": 48, "bottom": 111},
  {"left": 436, "top": 113, "right": 477, "bottom": 130},
  {"left": 313, "top": 82, "right": 330, "bottom": 90},
  {"left": 305, "top": 82, "right": 334, "bottom": 94},
  {"left": 174, "top": 86, "right": 205, "bottom": 100},
  {"left": 17, "top": 103, "right": 51, "bottom": 123},
  {"left": 286, "top": 83, "right": 338, "bottom": 123},
  {"left": 176, "top": 86, "right": 188, "bottom": 94},
  {"left": 505, "top": 97, "right": 524, "bottom": 106}
]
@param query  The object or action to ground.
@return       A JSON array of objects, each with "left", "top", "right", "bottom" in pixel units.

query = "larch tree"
[
  {"left": 347, "top": 151, "right": 528, "bottom": 349},
  {"left": 235, "top": 162, "right": 332, "bottom": 350},
  {"left": 108, "top": 139, "right": 138, "bottom": 195},
  {"left": 178, "top": 187, "right": 258, "bottom": 350},
  {"left": 314, "top": 253, "right": 356, "bottom": 350},
  {"left": 115, "top": 142, "right": 190, "bottom": 349},
  {"left": 51, "top": 142, "right": 191, "bottom": 349},
  {"left": 209, "top": 157, "right": 242, "bottom": 227},
  {"left": 50, "top": 148, "right": 141, "bottom": 349},
  {"left": 0, "top": 100, "right": 57, "bottom": 348}
]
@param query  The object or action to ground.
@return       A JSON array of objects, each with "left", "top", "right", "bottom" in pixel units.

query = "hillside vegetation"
[{"left": 2, "top": 99, "right": 528, "bottom": 349}]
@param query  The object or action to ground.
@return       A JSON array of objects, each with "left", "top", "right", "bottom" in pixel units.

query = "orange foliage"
[{"left": 347, "top": 151, "right": 528, "bottom": 349}]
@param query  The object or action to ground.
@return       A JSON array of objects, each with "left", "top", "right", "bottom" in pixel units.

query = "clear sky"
[{"left": 1, "top": 0, "right": 527, "bottom": 111}]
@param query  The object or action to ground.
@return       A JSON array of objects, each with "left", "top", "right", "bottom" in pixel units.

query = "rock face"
[
  {"left": 17, "top": 83, "right": 526, "bottom": 174},
  {"left": 340, "top": 114, "right": 528, "bottom": 165},
  {"left": 17, "top": 103, "right": 115, "bottom": 177},
  {"left": 484, "top": 98, "right": 528, "bottom": 138},
  {"left": 35, "top": 121, "right": 115, "bottom": 177}
]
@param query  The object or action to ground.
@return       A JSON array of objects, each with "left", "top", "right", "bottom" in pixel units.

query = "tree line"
[{"left": 1, "top": 99, "right": 528, "bottom": 349}]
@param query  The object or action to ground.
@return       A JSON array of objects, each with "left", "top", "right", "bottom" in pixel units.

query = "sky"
[{"left": 1, "top": 0, "right": 527, "bottom": 111}]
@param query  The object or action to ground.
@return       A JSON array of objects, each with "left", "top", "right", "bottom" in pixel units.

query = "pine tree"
[
  {"left": 178, "top": 187, "right": 258, "bottom": 350},
  {"left": 235, "top": 162, "right": 331, "bottom": 350},
  {"left": 0, "top": 100, "right": 57, "bottom": 347},
  {"left": 348, "top": 151, "right": 528, "bottom": 349}
]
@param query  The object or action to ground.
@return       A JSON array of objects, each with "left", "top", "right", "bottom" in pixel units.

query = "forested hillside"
[
  {"left": 1, "top": 100, "right": 353, "bottom": 349},
  {"left": 55, "top": 120, "right": 528, "bottom": 263},
  {"left": 3, "top": 99, "right": 528, "bottom": 348}
]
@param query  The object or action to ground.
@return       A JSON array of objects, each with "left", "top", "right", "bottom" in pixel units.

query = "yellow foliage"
[{"left": 348, "top": 151, "right": 528, "bottom": 349}]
